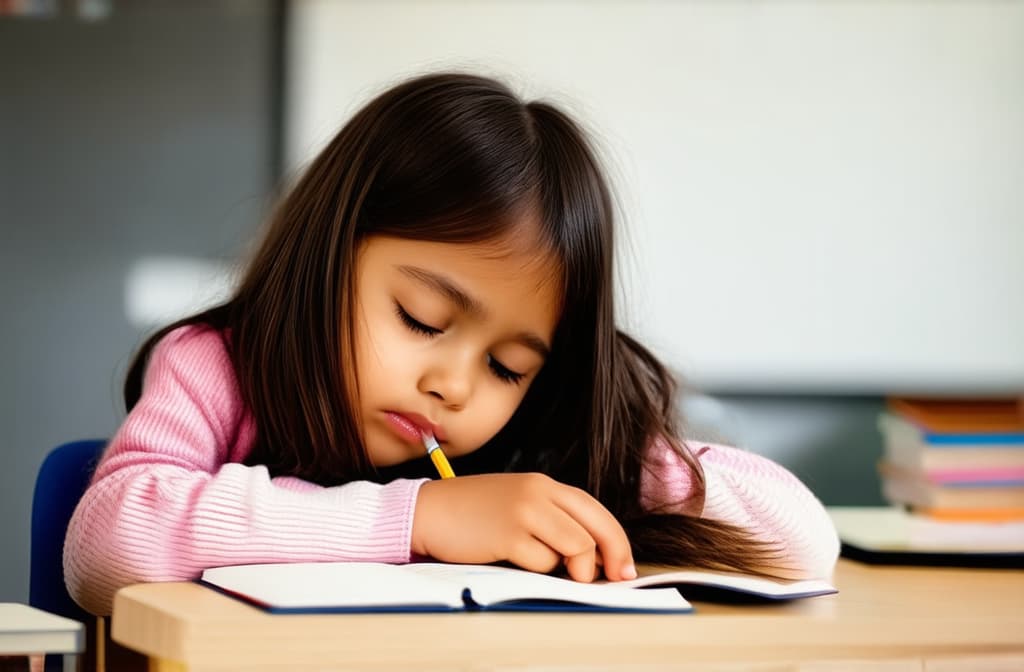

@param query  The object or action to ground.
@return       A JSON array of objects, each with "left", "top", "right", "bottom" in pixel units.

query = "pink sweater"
[{"left": 64, "top": 325, "right": 839, "bottom": 615}]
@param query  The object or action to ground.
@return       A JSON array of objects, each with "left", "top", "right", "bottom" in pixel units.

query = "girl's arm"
[
  {"left": 640, "top": 438, "right": 840, "bottom": 579},
  {"left": 63, "top": 326, "right": 427, "bottom": 615}
]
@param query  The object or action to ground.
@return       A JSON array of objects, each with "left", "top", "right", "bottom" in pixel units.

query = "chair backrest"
[{"left": 30, "top": 439, "right": 106, "bottom": 623}]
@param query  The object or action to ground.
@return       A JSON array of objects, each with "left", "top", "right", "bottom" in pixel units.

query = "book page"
[
  {"left": 405, "top": 563, "right": 691, "bottom": 611},
  {"left": 201, "top": 562, "right": 465, "bottom": 610},
  {"left": 621, "top": 566, "right": 836, "bottom": 599}
]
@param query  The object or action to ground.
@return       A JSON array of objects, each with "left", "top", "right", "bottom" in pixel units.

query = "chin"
[
  {"left": 367, "top": 440, "right": 421, "bottom": 469},
  {"left": 366, "top": 447, "right": 412, "bottom": 468},
  {"left": 371, "top": 456, "right": 408, "bottom": 468}
]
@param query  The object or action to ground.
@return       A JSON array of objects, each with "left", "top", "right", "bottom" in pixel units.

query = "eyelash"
[
  {"left": 394, "top": 302, "right": 441, "bottom": 337},
  {"left": 487, "top": 355, "right": 525, "bottom": 385},
  {"left": 393, "top": 302, "right": 526, "bottom": 385}
]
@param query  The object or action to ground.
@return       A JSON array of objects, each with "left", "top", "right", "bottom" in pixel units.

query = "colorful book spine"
[{"left": 879, "top": 398, "right": 1024, "bottom": 520}]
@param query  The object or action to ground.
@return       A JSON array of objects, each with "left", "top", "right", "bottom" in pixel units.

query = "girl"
[{"left": 65, "top": 72, "right": 839, "bottom": 615}]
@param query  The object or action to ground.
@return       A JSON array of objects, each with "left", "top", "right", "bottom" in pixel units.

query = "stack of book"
[{"left": 878, "top": 398, "right": 1024, "bottom": 522}]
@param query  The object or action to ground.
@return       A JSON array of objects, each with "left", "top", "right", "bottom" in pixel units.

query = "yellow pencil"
[{"left": 421, "top": 432, "right": 456, "bottom": 479}]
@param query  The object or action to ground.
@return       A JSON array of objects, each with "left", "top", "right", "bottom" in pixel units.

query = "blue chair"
[{"left": 30, "top": 439, "right": 106, "bottom": 670}]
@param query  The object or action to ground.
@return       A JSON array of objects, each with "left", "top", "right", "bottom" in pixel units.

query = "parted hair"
[{"left": 126, "top": 72, "right": 779, "bottom": 574}]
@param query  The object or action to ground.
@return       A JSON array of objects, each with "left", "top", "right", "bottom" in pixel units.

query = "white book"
[
  {"left": 200, "top": 561, "right": 836, "bottom": 614},
  {"left": 832, "top": 506, "right": 1024, "bottom": 552}
]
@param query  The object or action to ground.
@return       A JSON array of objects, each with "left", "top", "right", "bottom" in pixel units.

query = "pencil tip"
[{"left": 420, "top": 431, "right": 439, "bottom": 451}]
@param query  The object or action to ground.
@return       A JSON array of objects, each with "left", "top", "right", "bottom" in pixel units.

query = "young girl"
[{"left": 65, "top": 72, "right": 839, "bottom": 615}]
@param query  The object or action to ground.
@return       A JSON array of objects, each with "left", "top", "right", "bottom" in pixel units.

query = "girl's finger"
[
  {"left": 552, "top": 486, "right": 636, "bottom": 581},
  {"left": 508, "top": 536, "right": 562, "bottom": 576},
  {"left": 524, "top": 506, "right": 601, "bottom": 582},
  {"left": 562, "top": 546, "right": 599, "bottom": 583}
]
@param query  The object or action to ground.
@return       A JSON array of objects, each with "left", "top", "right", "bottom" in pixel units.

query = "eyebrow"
[{"left": 396, "top": 264, "right": 551, "bottom": 358}]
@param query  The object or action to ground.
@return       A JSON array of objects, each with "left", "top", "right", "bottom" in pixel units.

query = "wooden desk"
[{"left": 111, "top": 559, "right": 1024, "bottom": 671}]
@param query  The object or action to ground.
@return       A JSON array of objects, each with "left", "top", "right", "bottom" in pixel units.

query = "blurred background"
[{"left": 1, "top": 0, "right": 1021, "bottom": 604}]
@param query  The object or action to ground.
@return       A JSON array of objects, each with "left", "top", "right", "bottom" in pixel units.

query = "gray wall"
[
  {"left": 0, "top": 1, "right": 278, "bottom": 603},
  {"left": 682, "top": 394, "right": 887, "bottom": 507},
  {"left": 0, "top": 1, "right": 886, "bottom": 608}
]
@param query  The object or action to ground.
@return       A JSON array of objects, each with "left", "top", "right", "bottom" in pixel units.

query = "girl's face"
[{"left": 353, "top": 234, "right": 561, "bottom": 467}]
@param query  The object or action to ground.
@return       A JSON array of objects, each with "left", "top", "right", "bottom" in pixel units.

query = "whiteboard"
[{"left": 285, "top": 0, "right": 1024, "bottom": 394}]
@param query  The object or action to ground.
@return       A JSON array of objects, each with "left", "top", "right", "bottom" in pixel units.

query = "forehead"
[{"left": 358, "top": 234, "right": 562, "bottom": 335}]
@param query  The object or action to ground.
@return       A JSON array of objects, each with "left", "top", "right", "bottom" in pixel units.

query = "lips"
[{"left": 386, "top": 411, "right": 447, "bottom": 443}]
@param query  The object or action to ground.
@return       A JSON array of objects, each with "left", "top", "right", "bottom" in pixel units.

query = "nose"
[{"left": 419, "top": 351, "right": 474, "bottom": 410}]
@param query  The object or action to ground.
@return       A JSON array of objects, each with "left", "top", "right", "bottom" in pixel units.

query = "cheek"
[
  {"left": 354, "top": 307, "right": 408, "bottom": 393},
  {"left": 458, "top": 388, "right": 529, "bottom": 452}
]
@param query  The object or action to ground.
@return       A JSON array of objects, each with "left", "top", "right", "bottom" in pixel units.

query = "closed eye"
[
  {"left": 488, "top": 355, "right": 525, "bottom": 385},
  {"left": 396, "top": 301, "right": 527, "bottom": 385},
  {"left": 394, "top": 301, "right": 442, "bottom": 337}
]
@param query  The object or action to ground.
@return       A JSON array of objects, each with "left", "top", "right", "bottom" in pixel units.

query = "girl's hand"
[{"left": 411, "top": 473, "right": 636, "bottom": 582}]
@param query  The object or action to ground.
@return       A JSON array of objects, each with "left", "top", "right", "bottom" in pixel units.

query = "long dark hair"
[{"left": 125, "top": 72, "right": 778, "bottom": 574}]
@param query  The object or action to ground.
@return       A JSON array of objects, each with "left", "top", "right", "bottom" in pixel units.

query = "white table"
[{"left": 0, "top": 603, "right": 84, "bottom": 672}]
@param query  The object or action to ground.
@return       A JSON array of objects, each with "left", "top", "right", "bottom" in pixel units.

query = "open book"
[{"left": 200, "top": 561, "right": 836, "bottom": 614}]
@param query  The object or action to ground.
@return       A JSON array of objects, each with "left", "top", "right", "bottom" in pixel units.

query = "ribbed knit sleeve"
[
  {"left": 640, "top": 439, "right": 840, "bottom": 580},
  {"left": 63, "top": 325, "right": 427, "bottom": 615}
]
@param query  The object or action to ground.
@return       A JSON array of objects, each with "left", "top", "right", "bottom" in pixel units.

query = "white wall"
[{"left": 286, "top": 0, "right": 1024, "bottom": 395}]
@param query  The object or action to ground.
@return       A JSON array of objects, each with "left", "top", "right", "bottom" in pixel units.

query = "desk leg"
[
  {"left": 95, "top": 617, "right": 103, "bottom": 672},
  {"left": 61, "top": 655, "right": 76, "bottom": 672}
]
